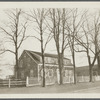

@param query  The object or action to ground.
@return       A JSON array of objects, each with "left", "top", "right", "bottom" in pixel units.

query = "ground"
[
  {"left": 73, "top": 87, "right": 100, "bottom": 93},
  {"left": 0, "top": 81, "right": 100, "bottom": 94}
]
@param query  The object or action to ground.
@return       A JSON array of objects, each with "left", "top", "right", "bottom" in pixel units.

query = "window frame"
[
  {"left": 45, "top": 57, "right": 48, "bottom": 63},
  {"left": 48, "top": 69, "right": 53, "bottom": 77},
  {"left": 65, "top": 70, "right": 69, "bottom": 77}
]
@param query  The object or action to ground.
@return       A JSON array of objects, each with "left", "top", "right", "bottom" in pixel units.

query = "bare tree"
[
  {"left": 0, "top": 9, "right": 28, "bottom": 79},
  {"left": 74, "top": 11, "right": 100, "bottom": 82},
  {"left": 93, "top": 13, "right": 100, "bottom": 75},
  {"left": 28, "top": 8, "right": 52, "bottom": 87},
  {"left": 88, "top": 11, "right": 100, "bottom": 80},
  {"left": 48, "top": 8, "right": 70, "bottom": 84},
  {"left": 66, "top": 8, "right": 86, "bottom": 84}
]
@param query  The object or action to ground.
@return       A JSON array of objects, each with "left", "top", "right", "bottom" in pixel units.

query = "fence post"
[
  {"left": 26, "top": 76, "right": 29, "bottom": 87},
  {"left": 8, "top": 79, "right": 10, "bottom": 88}
]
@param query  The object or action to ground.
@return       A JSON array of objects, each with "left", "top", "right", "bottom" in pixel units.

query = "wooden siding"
[
  {"left": 44, "top": 57, "right": 72, "bottom": 66},
  {"left": 18, "top": 51, "right": 38, "bottom": 79},
  {"left": 17, "top": 50, "right": 73, "bottom": 84},
  {"left": 38, "top": 65, "right": 58, "bottom": 84},
  {"left": 38, "top": 65, "right": 73, "bottom": 84}
]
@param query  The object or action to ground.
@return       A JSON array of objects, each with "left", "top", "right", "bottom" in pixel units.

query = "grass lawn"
[{"left": 0, "top": 81, "right": 100, "bottom": 94}]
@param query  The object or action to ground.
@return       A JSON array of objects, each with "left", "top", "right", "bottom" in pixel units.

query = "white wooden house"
[{"left": 18, "top": 50, "right": 74, "bottom": 85}]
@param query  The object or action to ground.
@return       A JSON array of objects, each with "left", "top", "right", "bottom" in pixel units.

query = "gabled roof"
[
  {"left": 23, "top": 50, "right": 73, "bottom": 66},
  {"left": 25, "top": 50, "right": 70, "bottom": 60},
  {"left": 76, "top": 65, "right": 98, "bottom": 71}
]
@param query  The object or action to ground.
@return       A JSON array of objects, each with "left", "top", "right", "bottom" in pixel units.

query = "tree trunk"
[
  {"left": 89, "top": 65, "right": 93, "bottom": 82},
  {"left": 15, "top": 30, "right": 18, "bottom": 79},
  {"left": 15, "top": 47, "right": 19, "bottom": 79},
  {"left": 60, "top": 53, "right": 64, "bottom": 84},
  {"left": 41, "top": 34, "right": 45, "bottom": 87},
  {"left": 58, "top": 53, "right": 63, "bottom": 85},
  {"left": 72, "top": 50, "right": 76, "bottom": 84},
  {"left": 72, "top": 35, "right": 76, "bottom": 84},
  {"left": 97, "top": 56, "right": 100, "bottom": 75},
  {"left": 42, "top": 53, "right": 45, "bottom": 87}
]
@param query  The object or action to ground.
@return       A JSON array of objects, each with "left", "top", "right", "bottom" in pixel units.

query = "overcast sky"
[
  {"left": 0, "top": 2, "right": 100, "bottom": 78},
  {"left": 0, "top": 8, "right": 89, "bottom": 67}
]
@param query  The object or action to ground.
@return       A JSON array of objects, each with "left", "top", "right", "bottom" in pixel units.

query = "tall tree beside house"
[
  {"left": 0, "top": 9, "right": 28, "bottom": 79},
  {"left": 93, "top": 14, "right": 100, "bottom": 75},
  {"left": 48, "top": 8, "right": 70, "bottom": 84},
  {"left": 28, "top": 9, "right": 52, "bottom": 87},
  {"left": 74, "top": 10, "right": 100, "bottom": 82},
  {"left": 66, "top": 8, "right": 86, "bottom": 84},
  {"left": 88, "top": 12, "right": 100, "bottom": 80}
]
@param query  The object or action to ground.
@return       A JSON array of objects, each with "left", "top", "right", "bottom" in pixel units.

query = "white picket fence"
[
  {"left": 26, "top": 76, "right": 56, "bottom": 87},
  {"left": 25, "top": 75, "right": 100, "bottom": 87},
  {"left": 77, "top": 75, "right": 100, "bottom": 82},
  {"left": 0, "top": 79, "right": 26, "bottom": 88}
]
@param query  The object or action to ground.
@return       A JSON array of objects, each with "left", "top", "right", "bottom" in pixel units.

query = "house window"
[
  {"left": 52, "top": 58, "right": 57, "bottom": 64},
  {"left": 64, "top": 60, "right": 66, "bottom": 65},
  {"left": 50, "top": 58, "right": 57, "bottom": 64},
  {"left": 69, "top": 70, "right": 72, "bottom": 76},
  {"left": 64, "top": 60, "right": 70, "bottom": 65},
  {"left": 56, "top": 59, "right": 58, "bottom": 64},
  {"left": 53, "top": 59, "right": 56, "bottom": 64},
  {"left": 65, "top": 70, "right": 73, "bottom": 77},
  {"left": 30, "top": 69, "right": 34, "bottom": 77},
  {"left": 48, "top": 69, "right": 53, "bottom": 77},
  {"left": 65, "top": 70, "right": 69, "bottom": 77},
  {"left": 48, "top": 57, "right": 51, "bottom": 63},
  {"left": 53, "top": 58, "right": 57, "bottom": 64},
  {"left": 51, "top": 58, "right": 54, "bottom": 63},
  {"left": 45, "top": 57, "right": 48, "bottom": 63}
]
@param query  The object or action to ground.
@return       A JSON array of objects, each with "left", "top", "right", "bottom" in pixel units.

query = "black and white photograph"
[{"left": 0, "top": 2, "right": 100, "bottom": 98}]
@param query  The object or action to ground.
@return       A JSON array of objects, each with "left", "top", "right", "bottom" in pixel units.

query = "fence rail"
[
  {"left": 0, "top": 79, "right": 26, "bottom": 87},
  {"left": 77, "top": 76, "right": 100, "bottom": 82},
  {"left": 1, "top": 75, "right": 100, "bottom": 88}
]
